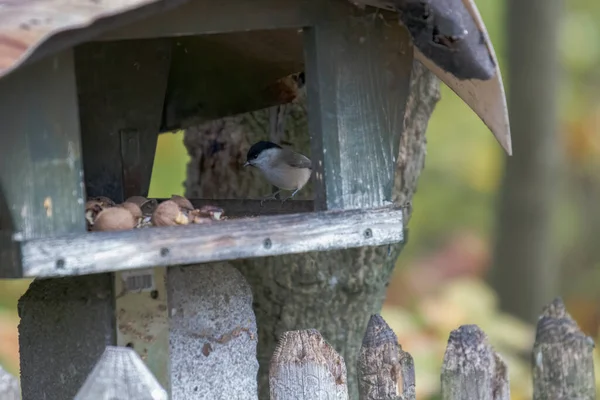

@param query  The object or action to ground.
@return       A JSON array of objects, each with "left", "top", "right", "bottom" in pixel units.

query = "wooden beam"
[
  {"left": 98, "top": 0, "right": 314, "bottom": 41},
  {"left": 304, "top": 2, "right": 413, "bottom": 210},
  {"left": 21, "top": 206, "right": 404, "bottom": 277},
  {"left": 74, "top": 39, "right": 172, "bottom": 201},
  {"left": 10, "top": 51, "right": 103, "bottom": 399},
  {"left": 0, "top": 49, "right": 86, "bottom": 246}
]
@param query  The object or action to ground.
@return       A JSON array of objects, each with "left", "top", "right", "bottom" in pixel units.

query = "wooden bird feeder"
[{"left": 0, "top": 0, "right": 510, "bottom": 398}]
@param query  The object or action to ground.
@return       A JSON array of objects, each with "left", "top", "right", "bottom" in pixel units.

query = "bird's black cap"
[{"left": 246, "top": 141, "right": 282, "bottom": 161}]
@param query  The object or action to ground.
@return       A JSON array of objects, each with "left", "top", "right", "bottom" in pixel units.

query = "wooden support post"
[
  {"left": 75, "top": 39, "right": 171, "bottom": 202},
  {"left": 532, "top": 298, "right": 596, "bottom": 400},
  {"left": 167, "top": 264, "right": 259, "bottom": 400},
  {"left": 304, "top": 1, "right": 413, "bottom": 211},
  {"left": 441, "top": 325, "right": 510, "bottom": 400},
  {"left": 358, "top": 314, "right": 415, "bottom": 400},
  {"left": 17, "top": 39, "right": 171, "bottom": 399},
  {"left": 76, "top": 39, "right": 173, "bottom": 391},
  {"left": 8, "top": 49, "right": 114, "bottom": 400},
  {"left": 270, "top": 329, "right": 349, "bottom": 399},
  {"left": 0, "top": 49, "right": 86, "bottom": 277}
]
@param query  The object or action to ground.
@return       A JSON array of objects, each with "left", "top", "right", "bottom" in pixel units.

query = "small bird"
[{"left": 244, "top": 141, "right": 312, "bottom": 204}]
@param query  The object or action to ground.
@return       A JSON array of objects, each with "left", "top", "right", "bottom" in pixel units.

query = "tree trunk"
[
  {"left": 489, "top": 0, "right": 562, "bottom": 322},
  {"left": 183, "top": 60, "right": 439, "bottom": 399}
]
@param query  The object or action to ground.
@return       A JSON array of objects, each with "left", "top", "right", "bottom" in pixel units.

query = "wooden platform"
[{"left": 19, "top": 203, "right": 403, "bottom": 278}]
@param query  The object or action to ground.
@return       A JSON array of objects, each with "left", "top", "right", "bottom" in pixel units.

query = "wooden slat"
[
  {"left": 98, "top": 0, "right": 314, "bottom": 41},
  {"left": 304, "top": 2, "right": 413, "bottom": 210},
  {"left": 74, "top": 39, "right": 171, "bottom": 201},
  {"left": 0, "top": 49, "right": 86, "bottom": 243},
  {"left": 20, "top": 206, "right": 404, "bottom": 277}
]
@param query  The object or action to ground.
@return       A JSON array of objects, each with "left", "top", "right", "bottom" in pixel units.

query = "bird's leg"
[
  {"left": 281, "top": 188, "right": 300, "bottom": 204},
  {"left": 260, "top": 190, "right": 282, "bottom": 206}
]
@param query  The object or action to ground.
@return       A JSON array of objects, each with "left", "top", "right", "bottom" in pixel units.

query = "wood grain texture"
[
  {"left": 441, "top": 325, "right": 510, "bottom": 400},
  {"left": 270, "top": 329, "right": 348, "bottom": 399},
  {"left": 74, "top": 346, "right": 167, "bottom": 400},
  {"left": 99, "top": 0, "right": 313, "bottom": 41},
  {"left": 304, "top": 2, "right": 413, "bottom": 210},
  {"left": 75, "top": 39, "right": 171, "bottom": 202},
  {"left": 532, "top": 298, "right": 596, "bottom": 400},
  {"left": 358, "top": 315, "right": 415, "bottom": 400},
  {"left": 0, "top": 49, "right": 85, "bottom": 240},
  {"left": 167, "top": 264, "right": 258, "bottom": 400},
  {"left": 20, "top": 206, "right": 403, "bottom": 278},
  {"left": 0, "top": 48, "right": 85, "bottom": 277},
  {"left": 0, "top": 0, "right": 174, "bottom": 78}
]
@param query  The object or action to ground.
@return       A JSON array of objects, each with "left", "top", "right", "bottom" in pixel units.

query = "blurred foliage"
[
  {"left": 1, "top": 0, "right": 599, "bottom": 397},
  {"left": 383, "top": 277, "right": 600, "bottom": 399}
]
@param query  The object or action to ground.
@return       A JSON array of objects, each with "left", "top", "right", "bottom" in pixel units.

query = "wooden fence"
[{"left": 1, "top": 297, "right": 596, "bottom": 399}]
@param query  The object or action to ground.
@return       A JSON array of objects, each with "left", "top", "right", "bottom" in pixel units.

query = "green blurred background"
[{"left": 2, "top": 0, "right": 600, "bottom": 398}]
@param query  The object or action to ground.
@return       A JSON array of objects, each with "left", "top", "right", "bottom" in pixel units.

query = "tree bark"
[
  {"left": 490, "top": 0, "right": 562, "bottom": 322},
  {"left": 183, "top": 60, "right": 439, "bottom": 399}
]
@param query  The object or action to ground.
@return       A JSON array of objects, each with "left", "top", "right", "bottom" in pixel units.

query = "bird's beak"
[{"left": 243, "top": 161, "right": 250, "bottom": 167}]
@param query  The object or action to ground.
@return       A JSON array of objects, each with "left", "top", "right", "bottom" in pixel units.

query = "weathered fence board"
[
  {"left": 441, "top": 324, "right": 510, "bottom": 400},
  {"left": 532, "top": 297, "right": 596, "bottom": 400},
  {"left": 270, "top": 329, "right": 349, "bottom": 399},
  {"left": 358, "top": 314, "right": 415, "bottom": 400},
  {"left": 70, "top": 297, "right": 597, "bottom": 400}
]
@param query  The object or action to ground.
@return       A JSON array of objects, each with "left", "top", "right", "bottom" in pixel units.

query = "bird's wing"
[{"left": 282, "top": 148, "right": 312, "bottom": 169}]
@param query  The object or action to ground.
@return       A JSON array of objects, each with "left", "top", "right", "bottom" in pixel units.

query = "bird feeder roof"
[
  {"left": 0, "top": 0, "right": 511, "bottom": 154},
  {"left": 0, "top": 0, "right": 202, "bottom": 81}
]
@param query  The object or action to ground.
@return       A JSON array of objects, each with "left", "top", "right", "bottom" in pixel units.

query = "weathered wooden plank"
[
  {"left": 441, "top": 325, "right": 509, "bottom": 400},
  {"left": 20, "top": 206, "right": 403, "bottom": 277},
  {"left": 73, "top": 41, "right": 173, "bottom": 393},
  {"left": 358, "top": 314, "right": 415, "bottom": 400},
  {"left": 74, "top": 346, "right": 167, "bottom": 400},
  {"left": 304, "top": 2, "right": 412, "bottom": 210},
  {"left": 532, "top": 298, "right": 596, "bottom": 400},
  {"left": 74, "top": 39, "right": 171, "bottom": 202},
  {"left": 98, "top": 0, "right": 313, "bottom": 41},
  {"left": 0, "top": 49, "right": 86, "bottom": 242},
  {"left": 167, "top": 264, "right": 258, "bottom": 400},
  {"left": 270, "top": 329, "right": 349, "bottom": 399}
]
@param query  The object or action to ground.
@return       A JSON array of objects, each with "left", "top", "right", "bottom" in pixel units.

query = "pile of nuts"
[{"left": 85, "top": 195, "right": 225, "bottom": 232}]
